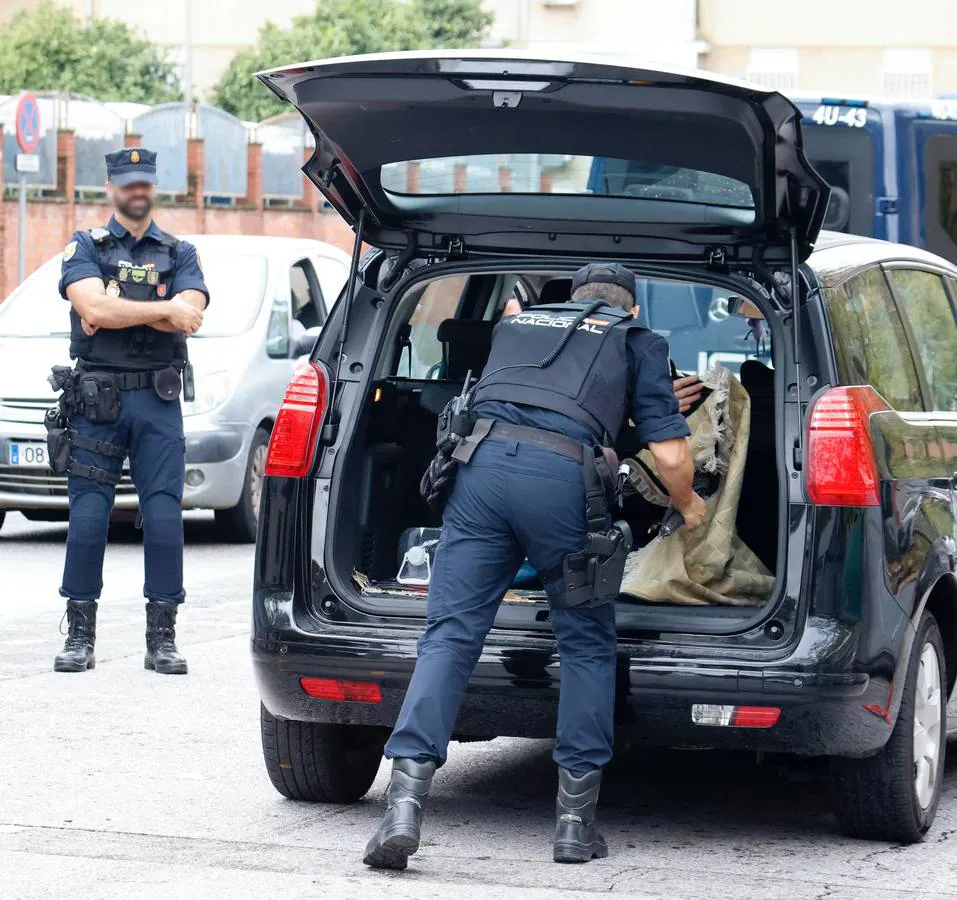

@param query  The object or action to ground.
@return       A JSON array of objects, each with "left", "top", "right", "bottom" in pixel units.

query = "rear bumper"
[{"left": 252, "top": 632, "right": 894, "bottom": 758}]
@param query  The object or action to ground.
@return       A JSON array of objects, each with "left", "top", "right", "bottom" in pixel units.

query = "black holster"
[
  {"left": 46, "top": 366, "right": 127, "bottom": 485},
  {"left": 552, "top": 521, "right": 632, "bottom": 609},
  {"left": 420, "top": 393, "right": 478, "bottom": 513}
]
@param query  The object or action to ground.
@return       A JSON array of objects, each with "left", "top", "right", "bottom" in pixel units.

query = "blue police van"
[{"left": 590, "top": 95, "right": 957, "bottom": 265}]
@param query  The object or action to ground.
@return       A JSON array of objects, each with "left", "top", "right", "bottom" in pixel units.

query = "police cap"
[
  {"left": 571, "top": 263, "right": 636, "bottom": 305},
  {"left": 105, "top": 147, "right": 158, "bottom": 186}
]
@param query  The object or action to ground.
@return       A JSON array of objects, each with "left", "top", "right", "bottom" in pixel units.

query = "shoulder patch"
[
  {"left": 88, "top": 227, "right": 111, "bottom": 244},
  {"left": 63, "top": 240, "right": 78, "bottom": 262}
]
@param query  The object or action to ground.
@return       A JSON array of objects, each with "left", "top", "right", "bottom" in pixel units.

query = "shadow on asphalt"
[
  {"left": 426, "top": 737, "right": 957, "bottom": 840},
  {"left": 0, "top": 513, "right": 231, "bottom": 546}
]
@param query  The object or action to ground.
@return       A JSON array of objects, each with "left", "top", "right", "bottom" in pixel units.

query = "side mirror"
[{"left": 293, "top": 326, "right": 322, "bottom": 358}]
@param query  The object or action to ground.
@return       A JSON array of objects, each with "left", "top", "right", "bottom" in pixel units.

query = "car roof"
[{"left": 808, "top": 231, "right": 957, "bottom": 286}]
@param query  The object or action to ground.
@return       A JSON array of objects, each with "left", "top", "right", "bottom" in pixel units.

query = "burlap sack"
[{"left": 620, "top": 365, "right": 774, "bottom": 607}]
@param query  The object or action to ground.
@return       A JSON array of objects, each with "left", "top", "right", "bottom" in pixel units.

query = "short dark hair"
[{"left": 571, "top": 282, "right": 635, "bottom": 310}]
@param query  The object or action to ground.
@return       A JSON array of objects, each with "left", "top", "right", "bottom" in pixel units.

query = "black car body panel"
[
  {"left": 257, "top": 51, "right": 829, "bottom": 263},
  {"left": 252, "top": 232, "right": 957, "bottom": 761}
]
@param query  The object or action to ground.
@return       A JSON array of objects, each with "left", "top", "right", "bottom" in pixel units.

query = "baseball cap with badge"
[
  {"left": 571, "top": 263, "right": 637, "bottom": 308},
  {"left": 105, "top": 147, "right": 158, "bottom": 187}
]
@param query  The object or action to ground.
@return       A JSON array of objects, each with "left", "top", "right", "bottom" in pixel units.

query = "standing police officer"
[
  {"left": 52, "top": 148, "right": 208, "bottom": 675},
  {"left": 364, "top": 263, "right": 706, "bottom": 870}
]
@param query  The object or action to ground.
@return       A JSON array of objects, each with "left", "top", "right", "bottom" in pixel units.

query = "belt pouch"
[
  {"left": 152, "top": 366, "right": 182, "bottom": 402},
  {"left": 76, "top": 372, "right": 120, "bottom": 423}
]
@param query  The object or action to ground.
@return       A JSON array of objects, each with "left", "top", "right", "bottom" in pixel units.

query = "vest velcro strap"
[{"left": 68, "top": 430, "right": 127, "bottom": 460}]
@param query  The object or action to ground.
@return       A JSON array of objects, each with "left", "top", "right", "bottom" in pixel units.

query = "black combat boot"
[
  {"left": 144, "top": 601, "right": 188, "bottom": 675},
  {"left": 53, "top": 600, "right": 97, "bottom": 672},
  {"left": 553, "top": 767, "right": 609, "bottom": 864},
  {"left": 363, "top": 758, "right": 436, "bottom": 870}
]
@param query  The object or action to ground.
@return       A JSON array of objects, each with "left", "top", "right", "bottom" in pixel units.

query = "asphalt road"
[{"left": 4, "top": 510, "right": 957, "bottom": 899}]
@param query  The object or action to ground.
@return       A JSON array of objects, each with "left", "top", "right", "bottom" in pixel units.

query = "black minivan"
[{"left": 251, "top": 52, "right": 957, "bottom": 842}]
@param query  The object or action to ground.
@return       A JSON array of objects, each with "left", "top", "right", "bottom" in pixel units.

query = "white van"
[{"left": 0, "top": 234, "right": 349, "bottom": 541}]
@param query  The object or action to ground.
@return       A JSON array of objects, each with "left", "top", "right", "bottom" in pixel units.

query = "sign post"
[{"left": 15, "top": 92, "right": 41, "bottom": 284}]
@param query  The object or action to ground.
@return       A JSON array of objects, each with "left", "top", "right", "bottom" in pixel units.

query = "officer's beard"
[{"left": 115, "top": 194, "right": 153, "bottom": 222}]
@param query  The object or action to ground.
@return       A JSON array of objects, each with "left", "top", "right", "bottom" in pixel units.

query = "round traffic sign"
[{"left": 15, "top": 92, "right": 41, "bottom": 154}]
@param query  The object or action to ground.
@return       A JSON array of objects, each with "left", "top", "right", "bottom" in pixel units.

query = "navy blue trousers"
[
  {"left": 60, "top": 387, "right": 185, "bottom": 605},
  {"left": 385, "top": 438, "right": 617, "bottom": 777}
]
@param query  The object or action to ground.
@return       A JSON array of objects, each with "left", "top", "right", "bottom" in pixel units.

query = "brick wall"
[{"left": 0, "top": 124, "right": 357, "bottom": 301}]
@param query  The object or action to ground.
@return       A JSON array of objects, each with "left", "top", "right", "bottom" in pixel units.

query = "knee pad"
[
  {"left": 140, "top": 493, "right": 183, "bottom": 542},
  {"left": 68, "top": 490, "right": 113, "bottom": 541}
]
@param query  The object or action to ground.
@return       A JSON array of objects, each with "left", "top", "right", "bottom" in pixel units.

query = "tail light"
[
  {"left": 265, "top": 361, "right": 329, "bottom": 478},
  {"left": 692, "top": 705, "right": 781, "bottom": 727},
  {"left": 300, "top": 677, "right": 382, "bottom": 703},
  {"left": 806, "top": 386, "right": 888, "bottom": 507}
]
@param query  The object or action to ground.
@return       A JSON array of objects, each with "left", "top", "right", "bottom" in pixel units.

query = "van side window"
[
  {"left": 405, "top": 276, "right": 469, "bottom": 379},
  {"left": 824, "top": 267, "right": 922, "bottom": 410},
  {"left": 290, "top": 259, "right": 325, "bottom": 330},
  {"left": 888, "top": 269, "right": 957, "bottom": 412},
  {"left": 923, "top": 135, "right": 957, "bottom": 262}
]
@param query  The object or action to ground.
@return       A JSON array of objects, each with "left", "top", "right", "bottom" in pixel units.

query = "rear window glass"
[
  {"left": 380, "top": 155, "right": 754, "bottom": 208},
  {"left": 824, "top": 267, "right": 922, "bottom": 410}
]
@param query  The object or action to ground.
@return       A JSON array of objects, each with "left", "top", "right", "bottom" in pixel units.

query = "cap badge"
[{"left": 130, "top": 150, "right": 140, "bottom": 164}]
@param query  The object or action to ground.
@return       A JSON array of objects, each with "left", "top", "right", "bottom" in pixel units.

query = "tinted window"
[
  {"left": 888, "top": 269, "right": 957, "bottom": 411},
  {"left": 802, "top": 125, "right": 876, "bottom": 236},
  {"left": 290, "top": 259, "right": 323, "bottom": 329},
  {"left": 381, "top": 155, "right": 754, "bottom": 208},
  {"left": 824, "top": 267, "right": 922, "bottom": 409},
  {"left": 922, "top": 132, "right": 957, "bottom": 264}
]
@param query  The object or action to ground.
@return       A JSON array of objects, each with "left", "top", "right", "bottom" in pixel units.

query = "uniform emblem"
[
  {"left": 106, "top": 280, "right": 121, "bottom": 297},
  {"left": 131, "top": 268, "right": 146, "bottom": 284},
  {"left": 118, "top": 268, "right": 129, "bottom": 283},
  {"left": 63, "top": 241, "right": 77, "bottom": 262},
  {"left": 157, "top": 284, "right": 167, "bottom": 298},
  {"left": 130, "top": 150, "right": 140, "bottom": 164},
  {"left": 147, "top": 270, "right": 159, "bottom": 286}
]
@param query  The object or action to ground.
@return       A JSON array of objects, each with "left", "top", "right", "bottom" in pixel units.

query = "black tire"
[
  {"left": 215, "top": 427, "right": 270, "bottom": 543},
  {"left": 832, "top": 611, "right": 947, "bottom": 842},
  {"left": 260, "top": 704, "right": 387, "bottom": 803}
]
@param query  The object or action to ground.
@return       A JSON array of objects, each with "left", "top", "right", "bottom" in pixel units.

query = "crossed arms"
[{"left": 65, "top": 278, "right": 205, "bottom": 336}]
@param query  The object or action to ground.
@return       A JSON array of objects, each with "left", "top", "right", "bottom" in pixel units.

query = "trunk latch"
[{"left": 446, "top": 235, "right": 466, "bottom": 258}]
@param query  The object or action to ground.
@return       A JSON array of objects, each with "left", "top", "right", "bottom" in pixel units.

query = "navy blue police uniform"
[
  {"left": 365, "top": 264, "right": 690, "bottom": 870},
  {"left": 54, "top": 148, "right": 207, "bottom": 672}
]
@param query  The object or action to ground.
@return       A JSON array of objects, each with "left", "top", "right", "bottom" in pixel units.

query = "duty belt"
[
  {"left": 76, "top": 363, "right": 152, "bottom": 390},
  {"left": 451, "top": 418, "right": 585, "bottom": 465}
]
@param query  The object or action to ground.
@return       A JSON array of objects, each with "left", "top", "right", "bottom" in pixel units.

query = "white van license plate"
[{"left": 8, "top": 441, "right": 48, "bottom": 468}]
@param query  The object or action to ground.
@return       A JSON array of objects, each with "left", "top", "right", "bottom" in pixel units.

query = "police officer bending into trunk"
[
  {"left": 364, "top": 264, "right": 705, "bottom": 870},
  {"left": 50, "top": 148, "right": 208, "bottom": 675}
]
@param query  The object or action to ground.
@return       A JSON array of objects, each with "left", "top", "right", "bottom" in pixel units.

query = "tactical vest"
[
  {"left": 69, "top": 226, "right": 187, "bottom": 370},
  {"left": 472, "top": 301, "right": 645, "bottom": 442}
]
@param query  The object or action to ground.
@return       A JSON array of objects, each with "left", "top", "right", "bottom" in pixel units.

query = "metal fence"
[{"left": 1, "top": 92, "right": 307, "bottom": 201}]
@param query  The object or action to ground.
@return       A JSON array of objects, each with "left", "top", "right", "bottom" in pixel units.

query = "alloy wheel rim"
[
  {"left": 913, "top": 641, "right": 943, "bottom": 810},
  {"left": 250, "top": 444, "right": 267, "bottom": 522}
]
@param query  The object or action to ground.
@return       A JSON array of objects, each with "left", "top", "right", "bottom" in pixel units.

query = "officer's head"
[
  {"left": 571, "top": 263, "right": 638, "bottom": 317},
  {"left": 105, "top": 148, "right": 158, "bottom": 222}
]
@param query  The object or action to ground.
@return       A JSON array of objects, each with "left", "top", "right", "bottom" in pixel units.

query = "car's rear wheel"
[
  {"left": 215, "top": 427, "right": 269, "bottom": 543},
  {"left": 260, "top": 704, "right": 387, "bottom": 802},
  {"left": 832, "top": 611, "right": 946, "bottom": 842}
]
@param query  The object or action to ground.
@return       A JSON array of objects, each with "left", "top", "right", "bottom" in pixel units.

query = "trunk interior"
[{"left": 328, "top": 266, "right": 784, "bottom": 637}]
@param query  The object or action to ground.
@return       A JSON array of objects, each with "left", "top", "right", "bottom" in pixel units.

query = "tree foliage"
[
  {"left": 0, "top": 1, "right": 182, "bottom": 103},
  {"left": 213, "top": 0, "right": 494, "bottom": 122}
]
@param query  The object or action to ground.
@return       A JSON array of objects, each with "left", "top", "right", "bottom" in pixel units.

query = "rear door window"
[
  {"left": 921, "top": 132, "right": 957, "bottom": 264},
  {"left": 290, "top": 259, "right": 325, "bottom": 329},
  {"left": 824, "top": 267, "right": 923, "bottom": 410},
  {"left": 887, "top": 269, "right": 957, "bottom": 411},
  {"left": 405, "top": 276, "right": 470, "bottom": 379}
]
